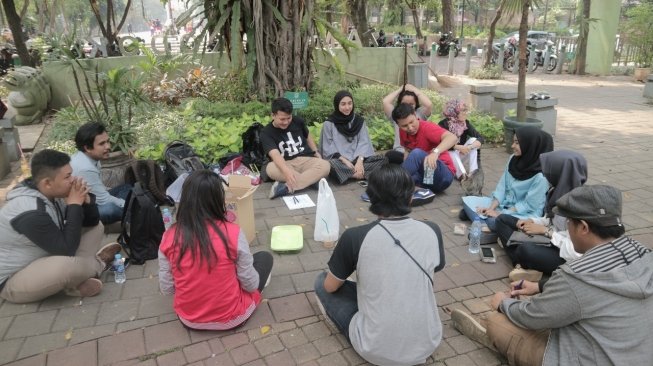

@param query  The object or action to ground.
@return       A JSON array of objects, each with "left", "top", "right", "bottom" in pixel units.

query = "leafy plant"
[
  {"left": 623, "top": 4, "right": 653, "bottom": 68},
  {"left": 468, "top": 112, "right": 504, "bottom": 144},
  {"left": 469, "top": 66, "right": 503, "bottom": 80}
]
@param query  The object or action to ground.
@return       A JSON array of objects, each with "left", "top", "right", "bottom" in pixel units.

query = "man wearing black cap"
[{"left": 451, "top": 185, "right": 653, "bottom": 366}]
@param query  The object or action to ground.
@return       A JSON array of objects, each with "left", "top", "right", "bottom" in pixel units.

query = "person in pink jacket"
[{"left": 158, "top": 170, "right": 273, "bottom": 330}]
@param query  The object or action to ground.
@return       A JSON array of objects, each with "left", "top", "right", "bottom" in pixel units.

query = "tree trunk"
[
  {"left": 484, "top": 0, "right": 505, "bottom": 67},
  {"left": 348, "top": 0, "right": 373, "bottom": 47},
  {"left": 405, "top": 0, "right": 422, "bottom": 39},
  {"left": 574, "top": 0, "right": 590, "bottom": 74},
  {"left": 89, "top": 0, "right": 131, "bottom": 56},
  {"left": 441, "top": 0, "right": 453, "bottom": 34},
  {"left": 1, "top": 0, "right": 33, "bottom": 66},
  {"left": 517, "top": 0, "right": 530, "bottom": 122}
]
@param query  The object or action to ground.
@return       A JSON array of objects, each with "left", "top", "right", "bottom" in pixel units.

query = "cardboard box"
[{"left": 224, "top": 175, "right": 259, "bottom": 242}]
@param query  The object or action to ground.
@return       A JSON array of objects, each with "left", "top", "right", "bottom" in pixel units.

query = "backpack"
[
  {"left": 124, "top": 160, "right": 172, "bottom": 205},
  {"left": 241, "top": 122, "right": 268, "bottom": 170},
  {"left": 118, "top": 182, "right": 165, "bottom": 265},
  {"left": 163, "top": 141, "right": 205, "bottom": 183}
]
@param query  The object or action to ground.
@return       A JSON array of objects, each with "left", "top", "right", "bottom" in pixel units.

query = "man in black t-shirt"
[{"left": 261, "top": 98, "right": 330, "bottom": 199}]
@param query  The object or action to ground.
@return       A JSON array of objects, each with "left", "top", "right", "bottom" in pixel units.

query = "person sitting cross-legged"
[
  {"left": 452, "top": 185, "right": 653, "bottom": 366},
  {"left": 392, "top": 103, "right": 458, "bottom": 195},
  {"left": 261, "top": 97, "right": 330, "bottom": 199},
  {"left": 0, "top": 149, "right": 121, "bottom": 303},
  {"left": 314, "top": 164, "right": 446, "bottom": 366}
]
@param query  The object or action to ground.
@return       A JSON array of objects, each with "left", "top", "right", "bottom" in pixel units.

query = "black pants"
[
  {"left": 495, "top": 214, "right": 565, "bottom": 276},
  {"left": 252, "top": 251, "right": 274, "bottom": 292}
]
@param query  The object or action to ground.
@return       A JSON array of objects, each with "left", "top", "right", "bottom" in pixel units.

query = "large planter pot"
[
  {"left": 101, "top": 151, "right": 134, "bottom": 189},
  {"left": 634, "top": 68, "right": 651, "bottom": 82},
  {"left": 502, "top": 116, "right": 543, "bottom": 153}
]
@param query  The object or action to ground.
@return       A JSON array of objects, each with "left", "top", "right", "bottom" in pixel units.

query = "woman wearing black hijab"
[
  {"left": 460, "top": 126, "right": 553, "bottom": 231},
  {"left": 319, "top": 90, "right": 386, "bottom": 184}
]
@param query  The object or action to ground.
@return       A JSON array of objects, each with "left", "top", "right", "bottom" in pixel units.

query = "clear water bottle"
[
  {"left": 114, "top": 254, "right": 126, "bottom": 284},
  {"left": 468, "top": 218, "right": 482, "bottom": 254},
  {"left": 423, "top": 164, "right": 435, "bottom": 185},
  {"left": 162, "top": 208, "right": 173, "bottom": 230}
]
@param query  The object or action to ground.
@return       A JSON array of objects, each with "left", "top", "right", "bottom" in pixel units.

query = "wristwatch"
[
  {"left": 432, "top": 148, "right": 440, "bottom": 155},
  {"left": 545, "top": 227, "right": 554, "bottom": 238}
]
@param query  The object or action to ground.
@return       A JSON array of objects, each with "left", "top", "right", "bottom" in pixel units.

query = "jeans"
[
  {"left": 98, "top": 184, "right": 132, "bottom": 224},
  {"left": 252, "top": 251, "right": 274, "bottom": 292},
  {"left": 462, "top": 196, "right": 498, "bottom": 231},
  {"left": 314, "top": 272, "right": 358, "bottom": 342},
  {"left": 402, "top": 148, "right": 454, "bottom": 193}
]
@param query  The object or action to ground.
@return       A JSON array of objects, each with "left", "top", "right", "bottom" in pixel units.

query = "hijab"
[
  {"left": 508, "top": 126, "right": 554, "bottom": 181},
  {"left": 327, "top": 90, "right": 365, "bottom": 140},
  {"left": 540, "top": 150, "right": 588, "bottom": 217},
  {"left": 442, "top": 99, "right": 468, "bottom": 137}
]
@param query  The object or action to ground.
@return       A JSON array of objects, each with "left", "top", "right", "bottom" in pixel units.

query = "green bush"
[
  {"left": 45, "top": 104, "right": 88, "bottom": 155},
  {"left": 469, "top": 66, "right": 503, "bottom": 80},
  {"left": 183, "top": 98, "right": 269, "bottom": 120},
  {"left": 468, "top": 111, "right": 504, "bottom": 144}
]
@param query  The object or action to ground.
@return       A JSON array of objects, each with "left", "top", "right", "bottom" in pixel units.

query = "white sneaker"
[{"left": 451, "top": 309, "right": 495, "bottom": 350}]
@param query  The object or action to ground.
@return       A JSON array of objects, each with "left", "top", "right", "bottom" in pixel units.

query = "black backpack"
[
  {"left": 124, "top": 160, "right": 172, "bottom": 205},
  {"left": 163, "top": 141, "right": 205, "bottom": 183},
  {"left": 118, "top": 182, "right": 165, "bottom": 265},
  {"left": 241, "top": 122, "right": 268, "bottom": 170}
]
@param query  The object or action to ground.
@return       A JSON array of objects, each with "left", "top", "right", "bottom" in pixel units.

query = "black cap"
[{"left": 553, "top": 185, "right": 623, "bottom": 227}]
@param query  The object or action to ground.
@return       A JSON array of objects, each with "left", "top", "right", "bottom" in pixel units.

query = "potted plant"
[
  {"left": 624, "top": 4, "right": 653, "bottom": 81},
  {"left": 501, "top": 0, "right": 543, "bottom": 152}
]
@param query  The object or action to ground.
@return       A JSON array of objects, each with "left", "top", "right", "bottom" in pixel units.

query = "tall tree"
[
  {"left": 89, "top": 0, "right": 132, "bottom": 56},
  {"left": 347, "top": 0, "right": 374, "bottom": 46},
  {"left": 404, "top": 0, "right": 423, "bottom": 38},
  {"left": 441, "top": 0, "right": 453, "bottom": 33},
  {"left": 484, "top": 0, "right": 506, "bottom": 66},
  {"left": 192, "top": 0, "right": 328, "bottom": 100},
  {"left": 1, "top": 0, "right": 33, "bottom": 66},
  {"left": 573, "top": 0, "right": 590, "bottom": 74}
]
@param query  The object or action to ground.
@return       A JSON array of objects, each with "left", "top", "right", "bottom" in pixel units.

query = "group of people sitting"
[{"left": 0, "top": 85, "right": 651, "bottom": 366}]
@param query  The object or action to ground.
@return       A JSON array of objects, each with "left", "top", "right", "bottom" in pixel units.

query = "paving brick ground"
[{"left": 0, "top": 72, "right": 651, "bottom": 366}]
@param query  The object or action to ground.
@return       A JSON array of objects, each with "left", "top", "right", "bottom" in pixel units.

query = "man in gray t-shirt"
[{"left": 314, "top": 164, "right": 445, "bottom": 366}]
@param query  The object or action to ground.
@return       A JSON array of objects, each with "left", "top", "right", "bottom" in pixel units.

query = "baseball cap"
[{"left": 553, "top": 185, "right": 623, "bottom": 227}]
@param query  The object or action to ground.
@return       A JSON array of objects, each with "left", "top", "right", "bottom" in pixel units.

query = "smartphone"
[{"left": 480, "top": 247, "right": 496, "bottom": 263}]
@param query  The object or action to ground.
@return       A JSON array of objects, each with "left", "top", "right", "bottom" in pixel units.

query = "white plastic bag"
[{"left": 314, "top": 178, "right": 340, "bottom": 243}]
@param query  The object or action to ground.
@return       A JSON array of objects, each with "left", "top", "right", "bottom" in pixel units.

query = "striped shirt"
[{"left": 570, "top": 236, "right": 651, "bottom": 273}]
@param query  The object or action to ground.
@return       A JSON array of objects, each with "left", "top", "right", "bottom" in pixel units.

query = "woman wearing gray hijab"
[{"left": 495, "top": 150, "right": 588, "bottom": 282}]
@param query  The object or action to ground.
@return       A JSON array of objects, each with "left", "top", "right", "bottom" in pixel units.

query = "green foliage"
[
  {"left": 468, "top": 111, "right": 504, "bottom": 144},
  {"left": 183, "top": 99, "right": 269, "bottom": 120},
  {"left": 45, "top": 104, "right": 87, "bottom": 155},
  {"left": 366, "top": 116, "right": 395, "bottom": 151},
  {"left": 624, "top": 4, "right": 653, "bottom": 67},
  {"left": 611, "top": 65, "right": 634, "bottom": 76},
  {"left": 206, "top": 71, "right": 253, "bottom": 103},
  {"left": 469, "top": 66, "right": 504, "bottom": 79}
]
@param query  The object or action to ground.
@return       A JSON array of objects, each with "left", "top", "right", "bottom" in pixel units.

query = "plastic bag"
[
  {"left": 220, "top": 156, "right": 261, "bottom": 185},
  {"left": 314, "top": 178, "right": 339, "bottom": 244}
]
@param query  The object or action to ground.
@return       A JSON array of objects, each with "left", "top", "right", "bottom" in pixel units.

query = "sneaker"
[
  {"left": 360, "top": 192, "right": 370, "bottom": 202},
  {"left": 264, "top": 274, "right": 271, "bottom": 288},
  {"left": 509, "top": 265, "right": 543, "bottom": 282},
  {"left": 315, "top": 294, "right": 339, "bottom": 333},
  {"left": 269, "top": 181, "right": 289, "bottom": 199},
  {"left": 65, "top": 278, "right": 103, "bottom": 297},
  {"left": 411, "top": 188, "right": 435, "bottom": 206},
  {"left": 96, "top": 242, "right": 122, "bottom": 271},
  {"left": 451, "top": 309, "right": 496, "bottom": 350}
]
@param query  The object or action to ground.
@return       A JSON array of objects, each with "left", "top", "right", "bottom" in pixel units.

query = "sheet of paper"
[{"left": 282, "top": 194, "right": 316, "bottom": 210}]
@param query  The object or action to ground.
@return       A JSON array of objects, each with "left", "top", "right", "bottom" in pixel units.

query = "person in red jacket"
[{"left": 158, "top": 170, "right": 273, "bottom": 330}]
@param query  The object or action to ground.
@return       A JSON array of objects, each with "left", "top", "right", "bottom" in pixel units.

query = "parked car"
[{"left": 497, "top": 30, "right": 554, "bottom": 49}]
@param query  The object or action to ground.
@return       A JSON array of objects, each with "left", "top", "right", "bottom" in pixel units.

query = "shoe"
[
  {"left": 96, "top": 242, "right": 122, "bottom": 271},
  {"left": 65, "top": 278, "right": 103, "bottom": 297},
  {"left": 269, "top": 182, "right": 289, "bottom": 199},
  {"left": 458, "top": 209, "right": 469, "bottom": 221},
  {"left": 264, "top": 274, "right": 271, "bottom": 288},
  {"left": 360, "top": 192, "right": 370, "bottom": 202},
  {"left": 509, "top": 265, "right": 543, "bottom": 282},
  {"left": 315, "top": 294, "right": 339, "bottom": 333},
  {"left": 451, "top": 309, "right": 496, "bottom": 350},
  {"left": 411, "top": 188, "right": 435, "bottom": 206}
]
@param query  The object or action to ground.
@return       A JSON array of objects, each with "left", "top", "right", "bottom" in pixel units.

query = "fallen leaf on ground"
[{"left": 260, "top": 325, "right": 271, "bottom": 335}]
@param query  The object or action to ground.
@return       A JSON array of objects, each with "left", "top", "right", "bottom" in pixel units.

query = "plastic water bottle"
[
  {"left": 162, "top": 208, "right": 173, "bottom": 230},
  {"left": 423, "top": 164, "right": 435, "bottom": 185},
  {"left": 114, "top": 254, "right": 126, "bottom": 284},
  {"left": 469, "top": 218, "right": 482, "bottom": 254}
]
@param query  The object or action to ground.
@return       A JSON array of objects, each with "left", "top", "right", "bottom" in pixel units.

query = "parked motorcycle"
[
  {"left": 496, "top": 37, "right": 557, "bottom": 73},
  {"left": 533, "top": 40, "right": 558, "bottom": 72},
  {"left": 437, "top": 32, "right": 459, "bottom": 57}
]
